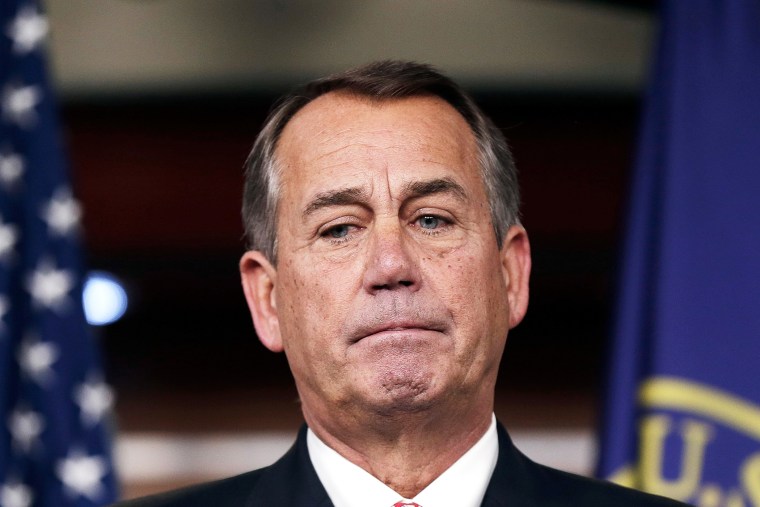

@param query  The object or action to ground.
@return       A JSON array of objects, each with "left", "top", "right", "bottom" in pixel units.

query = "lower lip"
[{"left": 356, "top": 328, "right": 438, "bottom": 342}]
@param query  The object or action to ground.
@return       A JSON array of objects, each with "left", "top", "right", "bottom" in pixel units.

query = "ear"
[
  {"left": 500, "top": 225, "right": 531, "bottom": 329},
  {"left": 240, "top": 250, "right": 283, "bottom": 352}
]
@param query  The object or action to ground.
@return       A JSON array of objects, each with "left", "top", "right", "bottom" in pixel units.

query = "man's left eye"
[{"left": 417, "top": 215, "right": 441, "bottom": 229}]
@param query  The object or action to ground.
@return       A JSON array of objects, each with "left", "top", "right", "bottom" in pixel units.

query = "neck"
[{"left": 303, "top": 400, "right": 493, "bottom": 498}]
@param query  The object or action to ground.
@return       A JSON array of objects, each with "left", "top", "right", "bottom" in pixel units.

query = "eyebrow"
[
  {"left": 302, "top": 186, "right": 369, "bottom": 218},
  {"left": 402, "top": 177, "right": 468, "bottom": 202}
]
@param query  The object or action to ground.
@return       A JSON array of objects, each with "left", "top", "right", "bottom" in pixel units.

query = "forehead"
[{"left": 275, "top": 92, "right": 479, "bottom": 178}]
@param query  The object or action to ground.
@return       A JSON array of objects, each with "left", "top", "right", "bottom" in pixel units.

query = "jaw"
[{"left": 296, "top": 351, "right": 499, "bottom": 438}]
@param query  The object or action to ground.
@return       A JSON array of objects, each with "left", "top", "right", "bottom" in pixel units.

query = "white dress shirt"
[{"left": 307, "top": 414, "right": 499, "bottom": 507}]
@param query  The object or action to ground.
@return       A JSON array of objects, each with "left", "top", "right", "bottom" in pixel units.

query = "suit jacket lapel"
[
  {"left": 246, "top": 425, "right": 334, "bottom": 507},
  {"left": 480, "top": 422, "right": 540, "bottom": 507}
]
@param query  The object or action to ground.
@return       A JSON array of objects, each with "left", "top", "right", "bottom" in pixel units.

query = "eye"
[
  {"left": 324, "top": 224, "right": 352, "bottom": 239},
  {"left": 417, "top": 215, "right": 442, "bottom": 230}
]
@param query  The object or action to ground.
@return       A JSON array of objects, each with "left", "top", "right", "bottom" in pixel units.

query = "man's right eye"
[{"left": 323, "top": 224, "right": 351, "bottom": 239}]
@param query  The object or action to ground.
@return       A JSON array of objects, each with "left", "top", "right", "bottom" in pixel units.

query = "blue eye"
[
  {"left": 326, "top": 224, "right": 350, "bottom": 238},
  {"left": 418, "top": 215, "right": 440, "bottom": 229}
]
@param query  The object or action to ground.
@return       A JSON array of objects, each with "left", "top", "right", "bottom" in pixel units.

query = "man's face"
[{"left": 241, "top": 93, "right": 530, "bottom": 428}]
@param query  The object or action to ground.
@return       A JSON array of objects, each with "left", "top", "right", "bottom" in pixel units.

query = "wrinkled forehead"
[{"left": 274, "top": 92, "right": 480, "bottom": 178}]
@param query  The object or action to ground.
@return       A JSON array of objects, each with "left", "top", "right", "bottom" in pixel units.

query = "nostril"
[{"left": 399, "top": 280, "right": 413, "bottom": 287}]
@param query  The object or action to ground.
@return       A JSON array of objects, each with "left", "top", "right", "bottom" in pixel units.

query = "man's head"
[
  {"left": 242, "top": 60, "right": 521, "bottom": 263},
  {"left": 240, "top": 61, "right": 530, "bottom": 437}
]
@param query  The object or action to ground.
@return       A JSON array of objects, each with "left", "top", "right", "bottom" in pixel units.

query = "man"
[{"left": 116, "top": 61, "right": 688, "bottom": 506}]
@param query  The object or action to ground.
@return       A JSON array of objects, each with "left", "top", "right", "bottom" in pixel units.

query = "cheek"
[
  {"left": 276, "top": 267, "right": 340, "bottom": 381},
  {"left": 435, "top": 249, "right": 503, "bottom": 309},
  {"left": 276, "top": 258, "right": 358, "bottom": 344},
  {"left": 430, "top": 247, "right": 509, "bottom": 344}
]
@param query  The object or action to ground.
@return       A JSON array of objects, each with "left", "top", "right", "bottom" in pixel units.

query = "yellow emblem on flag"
[{"left": 609, "top": 377, "right": 760, "bottom": 506}]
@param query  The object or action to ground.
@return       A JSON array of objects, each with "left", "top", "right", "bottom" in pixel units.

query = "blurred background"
[{"left": 46, "top": 0, "right": 656, "bottom": 499}]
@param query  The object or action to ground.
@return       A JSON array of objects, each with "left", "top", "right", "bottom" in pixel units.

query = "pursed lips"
[{"left": 350, "top": 321, "right": 447, "bottom": 344}]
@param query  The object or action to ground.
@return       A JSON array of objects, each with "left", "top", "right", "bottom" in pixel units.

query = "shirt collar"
[{"left": 307, "top": 414, "right": 499, "bottom": 507}]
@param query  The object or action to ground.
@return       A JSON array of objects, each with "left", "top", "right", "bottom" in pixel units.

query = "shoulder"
[
  {"left": 109, "top": 426, "right": 331, "bottom": 507},
  {"left": 524, "top": 462, "right": 691, "bottom": 507},
  {"left": 488, "top": 422, "right": 692, "bottom": 507},
  {"left": 110, "top": 468, "right": 268, "bottom": 507}
]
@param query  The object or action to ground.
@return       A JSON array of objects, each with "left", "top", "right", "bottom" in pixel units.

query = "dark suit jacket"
[{"left": 115, "top": 422, "right": 689, "bottom": 506}]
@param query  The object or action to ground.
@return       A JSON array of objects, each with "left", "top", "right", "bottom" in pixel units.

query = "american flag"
[{"left": 0, "top": 0, "right": 118, "bottom": 506}]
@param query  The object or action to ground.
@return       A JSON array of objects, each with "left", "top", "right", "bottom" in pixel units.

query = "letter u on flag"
[
  {"left": 597, "top": 1, "right": 760, "bottom": 505},
  {"left": 1, "top": 0, "right": 119, "bottom": 505}
]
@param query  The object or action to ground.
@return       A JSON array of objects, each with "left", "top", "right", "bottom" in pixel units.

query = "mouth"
[{"left": 350, "top": 321, "right": 447, "bottom": 344}]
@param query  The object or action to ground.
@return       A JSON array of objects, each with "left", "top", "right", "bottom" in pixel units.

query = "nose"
[{"left": 362, "top": 222, "right": 421, "bottom": 294}]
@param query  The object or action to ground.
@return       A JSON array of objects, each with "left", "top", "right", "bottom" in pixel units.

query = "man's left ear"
[{"left": 500, "top": 225, "right": 531, "bottom": 328}]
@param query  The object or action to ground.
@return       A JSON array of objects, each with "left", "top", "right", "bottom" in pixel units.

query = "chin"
[{"left": 359, "top": 368, "right": 446, "bottom": 416}]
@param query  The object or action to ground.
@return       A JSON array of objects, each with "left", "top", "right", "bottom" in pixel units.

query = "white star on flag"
[
  {"left": 1, "top": 0, "right": 117, "bottom": 502},
  {"left": 0, "top": 215, "right": 19, "bottom": 260},
  {"left": 41, "top": 187, "right": 82, "bottom": 236},
  {"left": 17, "top": 334, "right": 59, "bottom": 386},
  {"left": 0, "top": 150, "right": 25, "bottom": 188},
  {"left": 0, "top": 479, "right": 33, "bottom": 507},
  {"left": 6, "top": 5, "right": 48, "bottom": 55},
  {"left": 74, "top": 378, "right": 114, "bottom": 427},
  {"left": 1, "top": 83, "right": 42, "bottom": 128},
  {"left": 25, "top": 260, "right": 75, "bottom": 311},
  {"left": 7, "top": 407, "right": 45, "bottom": 453},
  {"left": 56, "top": 449, "right": 109, "bottom": 501}
]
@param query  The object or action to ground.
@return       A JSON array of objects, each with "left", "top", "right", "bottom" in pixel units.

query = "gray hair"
[{"left": 243, "top": 60, "right": 520, "bottom": 263}]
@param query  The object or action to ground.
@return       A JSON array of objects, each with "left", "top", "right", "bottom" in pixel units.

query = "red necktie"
[{"left": 393, "top": 503, "right": 421, "bottom": 507}]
